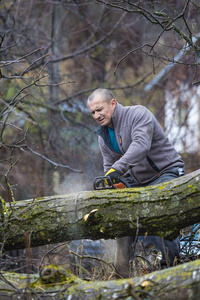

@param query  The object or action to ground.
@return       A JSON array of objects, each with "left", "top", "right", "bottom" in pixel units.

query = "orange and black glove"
[{"left": 105, "top": 168, "right": 121, "bottom": 184}]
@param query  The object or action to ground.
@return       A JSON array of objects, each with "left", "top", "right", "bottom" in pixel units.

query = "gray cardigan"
[{"left": 95, "top": 102, "right": 184, "bottom": 185}]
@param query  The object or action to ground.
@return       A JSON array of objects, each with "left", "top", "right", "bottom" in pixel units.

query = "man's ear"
[{"left": 111, "top": 99, "right": 117, "bottom": 109}]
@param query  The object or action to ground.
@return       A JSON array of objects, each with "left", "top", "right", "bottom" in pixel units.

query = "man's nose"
[{"left": 94, "top": 112, "right": 101, "bottom": 119}]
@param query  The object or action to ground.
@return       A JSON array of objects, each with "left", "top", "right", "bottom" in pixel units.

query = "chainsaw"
[{"left": 93, "top": 175, "right": 131, "bottom": 190}]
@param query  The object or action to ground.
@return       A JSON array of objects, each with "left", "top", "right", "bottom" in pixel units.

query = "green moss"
[{"left": 30, "top": 265, "right": 84, "bottom": 289}]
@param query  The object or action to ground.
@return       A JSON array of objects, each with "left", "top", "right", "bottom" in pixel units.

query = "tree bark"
[
  {"left": 0, "top": 259, "right": 200, "bottom": 299},
  {"left": 1, "top": 169, "right": 200, "bottom": 251}
]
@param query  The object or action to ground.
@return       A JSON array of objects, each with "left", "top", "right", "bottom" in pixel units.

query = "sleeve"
[{"left": 112, "top": 106, "right": 154, "bottom": 174}]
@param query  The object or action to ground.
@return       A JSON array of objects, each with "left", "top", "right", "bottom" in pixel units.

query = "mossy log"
[
  {"left": 0, "top": 260, "right": 200, "bottom": 299},
  {"left": 1, "top": 170, "right": 200, "bottom": 251}
]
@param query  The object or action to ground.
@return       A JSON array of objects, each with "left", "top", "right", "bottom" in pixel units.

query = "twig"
[
  {"left": 20, "top": 53, "right": 49, "bottom": 76},
  {"left": 0, "top": 140, "right": 82, "bottom": 173},
  {"left": 0, "top": 48, "right": 44, "bottom": 68},
  {"left": 0, "top": 121, "right": 23, "bottom": 131},
  {"left": 34, "top": 79, "right": 76, "bottom": 87},
  {"left": 69, "top": 250, "right": 115, "bottom": 270},
  {"left": 39, "top": 242, "right": 69, "bottom": 272},
  {"left": 25, "top": 145, "right": 82, "bottom": 173}
]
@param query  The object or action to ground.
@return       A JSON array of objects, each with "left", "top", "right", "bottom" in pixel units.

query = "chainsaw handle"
[
  {"left": 94, "top": 176, "right": 131, "bottom": 190},
  {"left": 94, "top": 176, "right": 115, "bottom": 190}
]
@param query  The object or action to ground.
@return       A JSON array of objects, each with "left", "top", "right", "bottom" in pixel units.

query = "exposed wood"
[
  {"left": 0, "top": 260, "right": 200, "bottom": 299},
  {"left": 1, "top": 170, "right": 200, "bottom": 251}
]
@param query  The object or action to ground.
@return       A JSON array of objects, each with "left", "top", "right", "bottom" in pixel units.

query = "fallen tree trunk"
[
  {"left": 1, "top": 169, "right": 200, "bottom": 250},
  {"left": 0, "top": 259, "right": 200, "bottom": 299}
]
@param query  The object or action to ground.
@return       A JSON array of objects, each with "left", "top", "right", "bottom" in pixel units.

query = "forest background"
[
  {"left": 1, "top": 0, "right": 200, "bottom": 283},
  {"left": 1, "top": 0, "right": 200, "bottom": 202}
]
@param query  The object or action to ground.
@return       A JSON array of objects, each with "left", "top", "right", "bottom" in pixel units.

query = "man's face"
[{"left": 88, "top": 95, "right": 116, "bottom": 127}]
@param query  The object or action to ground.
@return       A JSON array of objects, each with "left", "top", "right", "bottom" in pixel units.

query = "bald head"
[{"left": 87, "top": 88, "right": 115, "bottom": 104}]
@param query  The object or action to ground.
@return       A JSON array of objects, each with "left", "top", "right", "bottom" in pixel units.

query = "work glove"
[{"left": 105, "top": 168, "right": 121, "bottom": 184}]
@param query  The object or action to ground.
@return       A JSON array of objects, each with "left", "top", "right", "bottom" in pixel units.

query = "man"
[{"left": 87, "top": 88, "right": 185, "bottom": 277}]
